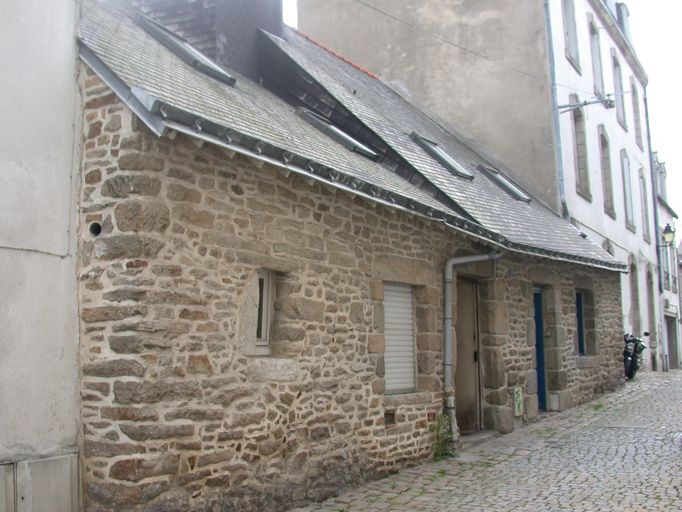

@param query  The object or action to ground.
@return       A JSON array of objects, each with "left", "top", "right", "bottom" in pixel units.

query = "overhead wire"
[{"left": 351, "top": 0, "right": 634, "bottom": 100}]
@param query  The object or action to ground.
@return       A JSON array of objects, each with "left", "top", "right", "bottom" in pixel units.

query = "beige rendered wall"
[
  {"left": 0, "top": 0, "right": 80, "bottom": 463},
  {"left": 299, "top": 0, "right": 561, "bottom": 211}
]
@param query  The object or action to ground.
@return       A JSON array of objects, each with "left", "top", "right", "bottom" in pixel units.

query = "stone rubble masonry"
[{"left": 77, "top": 67, "right": 624, "bottom": 511}]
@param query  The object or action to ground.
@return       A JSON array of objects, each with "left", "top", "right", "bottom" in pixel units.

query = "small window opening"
[
  {"left": 575, "top": 289, "right": 596, "bottom": 356},
  {"left": 410, "top": 132, "right": 473, "bottom": 179},
  {"left": 478, "top": 165, "right": 531, "bottom": 202},
  {"left": 256, "top": 270, "right": 275, "bottom": 355},
  {"left": 562, "top": 0, "right": 580, "bottom": 70},
  {"left": 298, "top": 107, "right": 379, "bottom": 160},
  {"left": 136, "top": 14, "right": 236, "bottom": 87},
  {"left": 384, "top": 410, "right": 396, "bottom": 428},
  {"left": 576, "top": 291, "right": 587, "bottom": 355}
]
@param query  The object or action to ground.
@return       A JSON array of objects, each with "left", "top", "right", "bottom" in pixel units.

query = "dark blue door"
[{"left": 534, "top": 291, "right": 547, "bottom": 411}]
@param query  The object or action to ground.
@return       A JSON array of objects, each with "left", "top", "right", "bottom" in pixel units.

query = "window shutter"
[{"left": 384, "top": 283, "right": 415, "bottom": 394}]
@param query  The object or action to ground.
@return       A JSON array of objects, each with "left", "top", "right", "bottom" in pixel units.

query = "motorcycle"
[{"left": 623, "top": 331, "right": 648, "bottom": 380}]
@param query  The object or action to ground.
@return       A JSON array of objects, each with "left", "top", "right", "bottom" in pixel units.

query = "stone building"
[
  {"left": 299, "top": 0, "right": 665, "bottom": 371},
  {"left": 75, "top": 1, "right": 624, "bottom": 509}
]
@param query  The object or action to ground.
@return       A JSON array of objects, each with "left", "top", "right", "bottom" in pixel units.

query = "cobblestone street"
[{"left": 293, "top": 371, "right": 682, "bottom": 512}]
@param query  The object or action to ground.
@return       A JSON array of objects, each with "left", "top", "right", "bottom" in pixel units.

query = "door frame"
[
  {"left": 533, "top": 288, "right": 548, "bottom": 411},
  {"left": 666, "top": 315, "right": 680, "bottom": 370},
  {"left": 454, "top": 277, "right": 482, "bottom": 434}
]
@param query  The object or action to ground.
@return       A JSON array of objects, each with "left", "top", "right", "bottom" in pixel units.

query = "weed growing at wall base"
[{"left": 429, "top": 413, "right": 456, "bottom": 460}]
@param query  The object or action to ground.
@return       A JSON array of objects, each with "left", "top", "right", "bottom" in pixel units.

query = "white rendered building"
[{"left": 653, "top": 153, "right": 680, "bottom": 369}]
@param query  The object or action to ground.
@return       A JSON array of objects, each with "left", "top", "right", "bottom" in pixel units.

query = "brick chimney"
[{"left": 131, "top": 0, "right": 283, "bottom": 81}]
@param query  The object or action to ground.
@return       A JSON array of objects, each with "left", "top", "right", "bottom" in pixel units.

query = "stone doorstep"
[{"left": 458, "top": 430, "right": 500, "bottom": 450}]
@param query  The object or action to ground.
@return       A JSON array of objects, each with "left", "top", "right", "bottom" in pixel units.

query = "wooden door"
[{"left": 455, "top": 278, "right": 480, "bottom": 434}]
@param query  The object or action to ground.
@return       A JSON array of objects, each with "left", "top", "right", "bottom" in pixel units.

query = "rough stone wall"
[
  {"left": 476, "top": 259, "right": 624, "bottom": 432},
  {"left": 78, "top": 70, "right": 449, "bottom": 511},
  {"left": 78, "top": 68, "right": 624, "bottom": 511}
]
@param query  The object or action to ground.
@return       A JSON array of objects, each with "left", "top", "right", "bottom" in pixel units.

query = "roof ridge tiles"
[{"left": 292, "top": 28, "right": 379, "bottom": 81}]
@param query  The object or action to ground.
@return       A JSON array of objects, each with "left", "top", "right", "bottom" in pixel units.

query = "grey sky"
[
  {"left": 284, "top": 1, "right": 680, "bottom": 229},
  {"left": 628, "top": 1, "right": 682, "bottom": 222},
  {"left": 283, "top": 0, "right": 297, "bottom": 27}
]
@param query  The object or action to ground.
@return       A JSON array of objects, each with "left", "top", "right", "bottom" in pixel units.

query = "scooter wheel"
[{"left": 625, "top": 358, "right": 635, "bottom": 380}]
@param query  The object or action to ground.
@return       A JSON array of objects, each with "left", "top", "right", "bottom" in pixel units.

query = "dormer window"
[
  {"left": 478, "top": 165, "right": 531, "bottom": 203},
  {"left": 298, "top": 107, "right": 379, "bottom": 160},
  {"left": 136, "top": 14, "right": 236, "bottom": 87},
  {"left": 410, "top": 132, "right": 473, "bottom": 180}
]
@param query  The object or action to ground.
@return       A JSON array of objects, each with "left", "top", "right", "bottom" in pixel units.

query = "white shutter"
[{"left": 384, "top": 283, "right": 415, "bottom": 394}]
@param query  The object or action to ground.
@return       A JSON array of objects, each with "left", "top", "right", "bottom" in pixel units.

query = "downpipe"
[{"left": 443, "top": 251, "right": 502, "bottom": 445}]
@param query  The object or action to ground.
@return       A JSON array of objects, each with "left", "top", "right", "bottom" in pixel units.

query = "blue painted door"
[{"left": 534, "top": 291, "right": 547, "bottom": 411}]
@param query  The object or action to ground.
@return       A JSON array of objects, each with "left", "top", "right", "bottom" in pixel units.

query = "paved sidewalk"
[{"left": 292, "top": 371, "right": 682, "bottom": 512}]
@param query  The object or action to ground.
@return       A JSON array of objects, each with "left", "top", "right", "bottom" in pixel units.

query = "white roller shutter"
[{"left": 384, "top": 283, "right": 415, "bottom": 394}]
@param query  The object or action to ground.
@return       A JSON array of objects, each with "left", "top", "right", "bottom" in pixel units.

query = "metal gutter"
[
  {"left": 76, "top": 42, "right": 625, "bottom": 273},
  {"left": 78, "top": 42, "right": 167, "bottom": 137},
  {"left": 644, "top": 89, "right": 664, "bottom": 294},
  {"left": 657, "top": 195, "right": 678, "bottom": 219},
  {"left": 544, "top": 0, "right": 569, "bottom": 218},
  {"left": 166, "top": 117, "right": 626, "bottom": 272},
  {"left": 163, "top": 111, "right": 625, "bottom": 271},
  {"left": 163, "top": 119, "right": 456, "bottom": 223}
]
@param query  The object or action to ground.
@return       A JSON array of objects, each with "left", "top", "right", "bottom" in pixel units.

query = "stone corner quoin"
[{"left": 77, "top": 70, "right": 624, "bottom": 510}]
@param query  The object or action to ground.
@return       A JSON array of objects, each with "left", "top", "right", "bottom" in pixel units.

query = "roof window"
[
  {"left": 136, "top": 15, "right": 236, "bottom": 87},
  {"left": 478, "top": 165, "right": 531, "bottom": 203},
  {"left": 298, "top": 108, "right": 379, "bottom": 161},
  {"left": 410, "top": 132, "right": 473, "bottom": 180}
]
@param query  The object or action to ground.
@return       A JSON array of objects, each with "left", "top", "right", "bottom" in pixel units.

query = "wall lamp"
[{"left": 659, "top": 223, "right": 676, "bottom": 247}]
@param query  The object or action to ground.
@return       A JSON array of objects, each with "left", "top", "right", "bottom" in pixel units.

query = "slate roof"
[
  {"left": 79, "top": 2, "right": 454, "bottom": 217},
  {"left": 268, "top": 28, "right": 623, "bottom": 267},
  {"left": 78, "top": 0, "right": 624, "bottom": 271}
]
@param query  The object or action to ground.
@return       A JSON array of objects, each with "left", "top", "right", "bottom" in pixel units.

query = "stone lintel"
[
  {"left": 383, "top": 392, "right": 434, "bottom": 407},
  {"left": 372, "top": 254, "right": 431, "bottom": 286}
]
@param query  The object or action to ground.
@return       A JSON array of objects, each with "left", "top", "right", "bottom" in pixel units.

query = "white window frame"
[
  {"left": 599, "top": 125, "right": 615, "bottom": 218},
  {"left": 563, "top": 0, "right": 581, "bottom": 71},
  {"left": 571, "top": 94, "right": 591, "bottom": 200},
  {"left": 255, "top": 269, "right": 276, "bottom": 355},
  {"left": 639, "top": 170, "right": 651, "bottom": 242},
  {"left": 613, "top": 54, "right": 627, "bottom": 129},
  {"left": 588, "top": 18, "right": 604, "bottom": 96},
  {"left": 630, "top": 78, "right": 643, "bottom": 149},
  {"left": 621, "top": 150, "right": 635, "bottom": 231},
  {"left": 383, "top": 282, "right": 417, "bottom": 395}
]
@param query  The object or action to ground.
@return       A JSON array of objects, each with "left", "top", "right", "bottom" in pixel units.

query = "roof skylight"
[
  {"left": 478, "top": 165, "right": 531, "bottom": 203},
  {"left": 298, "top": 108, "right": 379, "bottom": 161},
  {"left": 410, "top": 132, "right": 473, "bottom": 180},
  {"left": 136, "top": 15, "right": 236, "bottom": 87}
]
